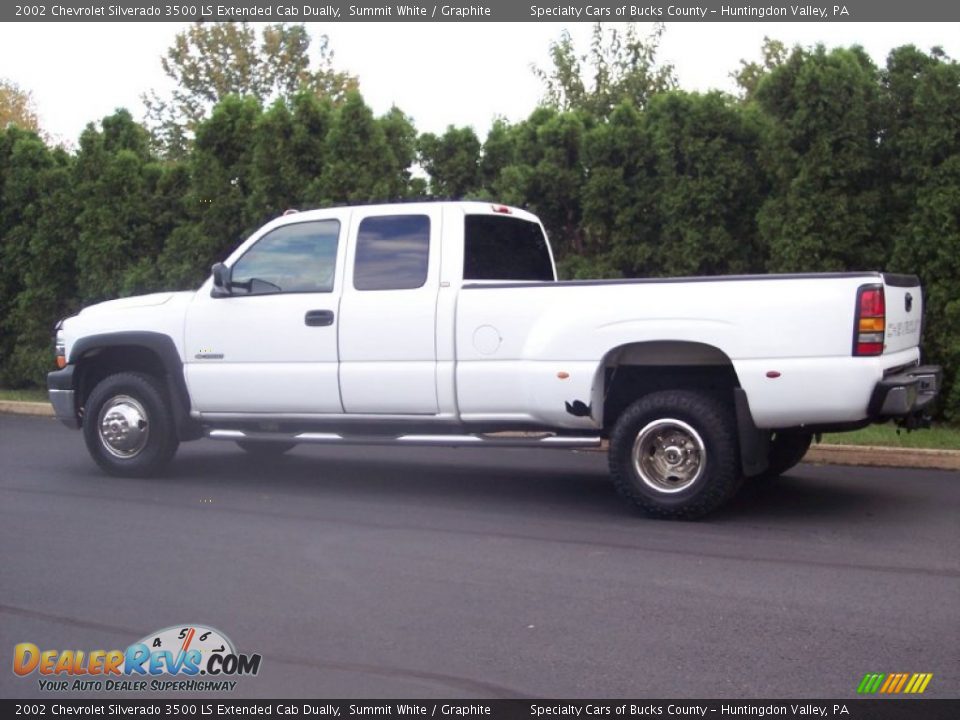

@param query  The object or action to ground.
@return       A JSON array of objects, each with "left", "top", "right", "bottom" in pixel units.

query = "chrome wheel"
[
  {"left": 98, "top": 394, "right": 150, "bottom": 459},
  {"left": 631, "top": 418, "right": 706, "bottom": 494}
]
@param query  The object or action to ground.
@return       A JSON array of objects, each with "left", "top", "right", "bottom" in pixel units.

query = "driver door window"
[{"left": 231, "top": 220, "right": 340, "bottom": 294}]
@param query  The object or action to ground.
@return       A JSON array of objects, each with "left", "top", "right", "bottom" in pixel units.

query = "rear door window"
[{"left": 354, "top": 215, "right": 430, "bottom": 291}]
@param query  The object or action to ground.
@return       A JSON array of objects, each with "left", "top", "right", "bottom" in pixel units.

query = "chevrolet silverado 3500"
[{"left": 47, "top": 202, "right": 941, "bottom": 518}]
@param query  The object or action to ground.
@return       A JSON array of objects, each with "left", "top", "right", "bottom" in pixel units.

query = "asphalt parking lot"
[{"left": 1, "top": 413, "right": 957, "bottom": 699}]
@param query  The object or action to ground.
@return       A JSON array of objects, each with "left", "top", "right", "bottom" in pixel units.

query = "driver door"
[{"left": 184, "top": 217, "right": 345, "bottom": 414}]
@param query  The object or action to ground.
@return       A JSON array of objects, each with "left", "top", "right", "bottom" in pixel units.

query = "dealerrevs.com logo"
[{"left": 13, "top": 624, "right": 261, "bottom": 692}]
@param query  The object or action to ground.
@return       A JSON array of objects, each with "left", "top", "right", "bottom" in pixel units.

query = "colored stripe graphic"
[
  {"left": 857, "top": 672, "right": 933, "bottom": 694},
  {"left": 857, "top": 674, "right": 885, "bottom": 694}
]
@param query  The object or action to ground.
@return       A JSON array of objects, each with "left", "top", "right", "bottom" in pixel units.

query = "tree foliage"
[
  {"left": 144, "top": 22, "right": 357, "bottom": 156},
  {"left": 755, "top": 45, "right": 886, "bottom": 273},
  {"left": 533, "top": 23, "right": 676, "bottom": 118},
  {"left": 1, "top": 38, "right": 959, "bottom": 423},
  {"left": 0, "top": 78, "right": 41, "bottom": 133},
  {"left": 882, "top": 45, "right": 960, "bottom": 420},
  {"left": 731, "top": 37, "right": 789, "bottom": 100},
  {"left": 418, "top": 126, "right": 482, "bottom": 198}
]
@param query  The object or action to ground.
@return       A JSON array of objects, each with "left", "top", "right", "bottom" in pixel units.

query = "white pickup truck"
[{"left": 47, "top": 201, "right": 941, "bottom": 518}]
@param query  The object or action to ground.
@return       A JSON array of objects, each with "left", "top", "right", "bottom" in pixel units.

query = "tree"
[
  {"left": 316, "top": 92, "right": 416, "bottom": 205},
  {"left": 732, "top": 37, "right": 789, "bottom": 100},
  {"left": 483, "top": 108, "right": 590, "bottom": 263},
  {"left": 158, "top": 95, "right": 262, "bottom": 288},
  {"left": 645, "top": 92, "right": 766, "bottom": 276},
  {"left": 579, "top": 94, "right": 765, "bottom": 280},
  {"left": 418, "top": 126, "right": 482, "bottom": 198},
  {"left": 882, "top": 46, "right": 960, "bottom": 420},
  {"left": 248, "top": 92, "right": 333, "bottom": 216},
  {"left": 0, "top": 128, "right": 77, "bottom": 386},
  {"left": 0, "top": 79, "right": 41, "bottom": 133},
  {"left": 754, "top": 45, "right": 885, "bottom": 273},
  {"left": 532, "top": 23, "right": 676, "bottom": 119},
  {"left": 73, "top": 110, "right": 180, "bottom": 302},
  {"left": 144, "top": 22, "right": 356, "bottom": 156},
  {"left": 579, "top": 101, "right": 660, "bottom": 278}
]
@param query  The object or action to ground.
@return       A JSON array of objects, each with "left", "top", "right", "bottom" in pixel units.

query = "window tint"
[
  {"left": 354, "top": 215, "right": 430, "bottom": 291},
  {"left": 232, "top": 220, "right": 340, "bottom": 293},
  {"left": 464, "top": 215, "right": 555, "bottom": 282}
]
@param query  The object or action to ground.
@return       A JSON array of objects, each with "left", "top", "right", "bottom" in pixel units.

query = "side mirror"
[{"left": 211, "top": 263, "right": 232, "bottom": 296}]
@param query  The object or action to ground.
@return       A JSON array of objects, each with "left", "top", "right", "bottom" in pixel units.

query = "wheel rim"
[
  {"left": 98, "top": 394, "right": 150, "bottom": 459},
  {"left": 632, "top": 418, "right": 706, "bottom": 494}
]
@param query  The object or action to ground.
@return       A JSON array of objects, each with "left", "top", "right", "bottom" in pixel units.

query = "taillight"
[{"left": 854, "top": 285, "right": 885, "bottom": 356}]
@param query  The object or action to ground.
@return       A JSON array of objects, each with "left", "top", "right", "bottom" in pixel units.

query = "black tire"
[
  {"left": 236, "top": 441, "right": 296, "bottom": 457},
  {"left": 760, "top": 432, "right": 813, "bottom": 479},
  {"left": 82, "top": 372, "right": 179, "bottom": 477},
  {"left": 608, "top": 390, "right": 741, "bottom": 520}
]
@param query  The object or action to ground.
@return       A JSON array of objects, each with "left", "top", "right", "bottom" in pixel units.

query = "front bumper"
[
  {"left": 47, "top": 366, "right": 79, "bottom": 429},
  {"left": 868, "top": 364, "right": 941, "bottom": 422}
]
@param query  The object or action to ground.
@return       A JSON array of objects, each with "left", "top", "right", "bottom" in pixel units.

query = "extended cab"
[{"left": 47, "top": 202, "right": 941, "bottom": 518}]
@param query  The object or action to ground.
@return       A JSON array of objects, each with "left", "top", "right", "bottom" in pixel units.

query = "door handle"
[{"left": 304, "top": 309, "right": 334, "bottom": 327}]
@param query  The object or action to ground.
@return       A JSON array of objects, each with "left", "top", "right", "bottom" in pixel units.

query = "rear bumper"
[
  {"left": 868, "top": 364, "right": 941, "bottom": 420},
  {"left": 47, "top": 366, "right": 79, "bottom": 429}
]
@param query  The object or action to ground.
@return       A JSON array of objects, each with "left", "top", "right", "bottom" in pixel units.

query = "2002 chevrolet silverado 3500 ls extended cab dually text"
[{"left": 47, "top": 202, "right": 942, "bottom": 518}]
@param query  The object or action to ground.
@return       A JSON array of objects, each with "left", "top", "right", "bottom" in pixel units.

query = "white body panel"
[
  {"left": 182, "top": 210, "right": 349, "bottom": 414},
  {"left": 454, "top": 277, "right": 920, "bottom": 429},
  {"left": 337, "top": 205, "right": 442, "bottom": 414},
  {"left": 64, "top": 292, "right": 194, "bottom": 363},
  {"left": 58, "top": 202, "right": 926, "bottom": 435}
]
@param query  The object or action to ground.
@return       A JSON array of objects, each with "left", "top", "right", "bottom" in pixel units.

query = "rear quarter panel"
[{"left": 454, "top": 275, "right": 918, "bottom": 429}]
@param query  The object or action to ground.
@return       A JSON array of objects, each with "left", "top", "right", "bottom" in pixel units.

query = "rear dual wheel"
[
  {"left": 609, "top": 390, "right": 741, "bottom": 520},
  {"left": 759, "top": 432, "right": 813, "bottom": 479}
]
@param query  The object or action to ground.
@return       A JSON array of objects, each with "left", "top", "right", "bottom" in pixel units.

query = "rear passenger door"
[{"left": 337, "top": 207, "right": 441, "bottom": 414}]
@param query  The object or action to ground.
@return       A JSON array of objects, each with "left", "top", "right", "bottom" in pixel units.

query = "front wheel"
[
  {"left": 82, "top": 372, "right": 179, "bottom": 477},
  {"left": 608, "top": 390, "right": 741, "bottom": 520}
]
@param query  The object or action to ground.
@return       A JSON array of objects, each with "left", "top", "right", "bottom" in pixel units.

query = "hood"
[{"left": 78, "top": 291, "right": 193, "bottom": 316}]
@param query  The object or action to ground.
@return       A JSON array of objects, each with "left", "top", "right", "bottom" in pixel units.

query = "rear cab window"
[{"left": 464, "top": 214, "right": 556, "bottom": 282}]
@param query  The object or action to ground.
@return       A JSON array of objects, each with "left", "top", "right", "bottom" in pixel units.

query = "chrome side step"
[{"left": 206, "top": 429, "right": 601, "bottom": 449}]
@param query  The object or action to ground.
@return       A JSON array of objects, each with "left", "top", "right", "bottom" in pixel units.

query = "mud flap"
[{"left": 734, "top": 388, "right": 769, "bottom": 477}]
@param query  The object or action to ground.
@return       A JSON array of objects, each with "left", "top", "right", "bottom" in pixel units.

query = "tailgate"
[{"left": 883, "top": 274, "right": 923, "bottom": 355}]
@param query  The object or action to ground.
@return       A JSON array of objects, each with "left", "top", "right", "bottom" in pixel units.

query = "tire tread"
[{"left": 608, "top": 390, "right": 740, "bottom": 520}]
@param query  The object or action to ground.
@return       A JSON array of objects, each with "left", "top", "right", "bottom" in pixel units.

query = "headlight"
[{"left": 54, "top": 326, "right": 66, "bottom": 369}]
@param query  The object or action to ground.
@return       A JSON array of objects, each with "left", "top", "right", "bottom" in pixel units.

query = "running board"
[{"left": 206, "top": 429, "right": 601, "bottom": 449}]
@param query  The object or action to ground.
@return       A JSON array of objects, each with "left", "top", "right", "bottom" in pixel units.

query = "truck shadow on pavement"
[{"left": 146, "top": 443, "right": 907, "bottom": 525}]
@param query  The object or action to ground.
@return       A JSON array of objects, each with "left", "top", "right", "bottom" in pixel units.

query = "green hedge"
[{"left": 1, "top": 45, "right": 957, "bottom": 420}]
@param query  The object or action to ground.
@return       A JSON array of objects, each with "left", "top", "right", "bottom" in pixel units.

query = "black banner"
[
  {"left": 5, "top": 0, "right": 960, "bottom": 23},
  {"left": 1, "top": 700, "right": 958, "bottom": 720}
]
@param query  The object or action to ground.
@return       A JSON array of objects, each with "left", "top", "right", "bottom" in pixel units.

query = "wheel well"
[
  {"left": 75, "top": 346, "right": 167, "bottom": 413},
  {"left": 600, "top": 341, "right": 741, "bottom": 430}
]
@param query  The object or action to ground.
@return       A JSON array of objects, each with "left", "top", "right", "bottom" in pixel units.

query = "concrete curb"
[
  {"left": 805, "top": 444, "right": 960, "bottom": 471},
  {"left": 0, "top": 400, "right": 54, "bottom": 417},
  {"left": 1, "top": 399, "right": 958, "bottom": 470}
]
